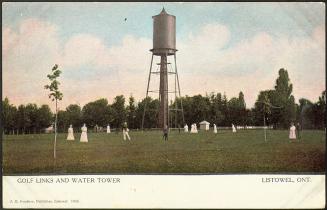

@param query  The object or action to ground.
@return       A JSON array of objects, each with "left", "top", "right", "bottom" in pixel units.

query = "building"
[
  {"left": 44, "top": 125, "right": 54, "bottom": 133},
  {"left": 199, "top": 121, "right": 210, "bottom": 130}
]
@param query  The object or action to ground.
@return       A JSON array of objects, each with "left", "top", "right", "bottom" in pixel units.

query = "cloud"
[
  {"left": 176, "top": 23, "right": 325, "bottom": 106},
  {"left": 2, "top": 18, "right": 325, "bottom": 110},
  {"left": 177, "top": 23, "right": 230, "bottom": 72},
  {"left": 312, "top": 24, "right": 325, "bottom": 48},
  {"left": 62, "top": 34, "right": 152, "bottom": 72},
  {"left": 2, "top": 18, "right": 152, "bottom": 109},
  {"left": 2, "top": 27, "right": 17, "bottom": 54},
  {"left": 3, "top": 18, "right": 61, "bottom": 106},
  {"left": 107, "top": 35, "right": 151, "bottom": 72},
  {"left": 62, "top": 34, "right": 110, "bottom": 69},
  {"left": 59, "top": 34, "right": 152, "bottom": 108}
]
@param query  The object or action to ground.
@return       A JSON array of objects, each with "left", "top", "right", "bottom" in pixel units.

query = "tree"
[
  {"left": 209, "top": 93, "right": 225, "bottom": 126},
  {"left": 273, "top": 68, "right": 296, "bottom": 128},
  {"left": 111, "top": 95, "right": 126, "bottom": 129},
  {"left": 137, "top": 97, "right": 159, "bottom": 129},
  {"left": 169, "top": 96, "right": 186, "bottom": 127},
  {"left": 44, "top": 64, "right": 63, "bottom": 159},
  {"left": 37, "top": 105, "right": 53, "bottom": 133},
  {"left": 313, "top": 91, "right": 326, "bottom": 129},
  {"left": 297, "top": 98, "right": 314, "bottom": 129},
  {"left": 228, "top": 97, "right": 241, "bottom": 125},
  {"left": 253, "top": 69, "right": 295, "bottom": 128},
  {"left": 275, "top": 68, "right": 293, "bottom": 102},
  {"left": 245, "top": 109, "right": 255, "bottom": 125},
  {"left": 253, "top": 91, "right": 272, "bottom": 126},
  {"left": 82, "top": 98, "right": 112, "bottom": 128},
  {"left": 179, "top": 96, "right": 193, "bottom": 126},
  {"left": 127, "top": 95, "right": 137, "bottom": 129},
  {"left": 57, "top": 110, "right": 68, "bottom": 133},
  {"left": 238, "top": 91, "right": 247, "bottom": 126},
  {"left": 221, "top": 93, "right": 229, "bottom": 126},
  {"left": 253, "top": 91, "right": 274, "bottom": 141},
  {"left": 66, "top": 104, "right": 82, "bottom": 130},
  {"left": 261, "top": 93, "right": 271, "bottom": 141},
  {"left": 2, "top": 97, "right": 17, "bottom": 134},
  {"left": 285, "top": 95, "right": 297, "bottom": 125},
  {"left": 25, "top": 103, "right": 38, "bottom": 134},
  {"left": 191, "top": 94, "right": 211, "bottom": 123},
  {"left": 17, "top": 105, "right": 26, "bottom": 134},
  {"left": 296, "top": 92, "right": 326, "bottom": 129},
  {"left": 227, "top": 92, "right": 247, "bottom": 126}
]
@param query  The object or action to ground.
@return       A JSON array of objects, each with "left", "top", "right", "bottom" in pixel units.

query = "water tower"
[{"left": 142, "top": 8, "right": 184, "bottom": 130}]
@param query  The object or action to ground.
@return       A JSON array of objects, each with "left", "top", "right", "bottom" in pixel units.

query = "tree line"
[{"left": 2, "top": 68, "right": 326, "bottom": 134}]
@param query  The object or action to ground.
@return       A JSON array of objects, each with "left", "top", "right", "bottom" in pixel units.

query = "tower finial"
[{"left": 160, "top": 7, "right": 167, "bottom": 15}]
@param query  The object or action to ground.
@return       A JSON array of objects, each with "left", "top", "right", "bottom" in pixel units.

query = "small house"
[
  {"left": 199, "top": 120, "right": 210, "bottom": 130},
  {"left": 44, "top": 125, "right": 54, "bottom": 133}
]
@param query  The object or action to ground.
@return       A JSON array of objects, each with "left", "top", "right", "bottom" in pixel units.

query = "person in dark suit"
[{"left": 163, "top": 125, "right": 168, "bottom": 141}]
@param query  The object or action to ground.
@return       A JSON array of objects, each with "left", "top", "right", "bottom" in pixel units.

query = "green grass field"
[{"left": 2, "top": 129, "right": 325, "bottom": 174}]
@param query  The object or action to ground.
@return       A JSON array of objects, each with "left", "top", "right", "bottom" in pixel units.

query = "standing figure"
[
  {"left": 178, "top": 124, "right": 181, "bottom": 134},
  {"left": 289, "top": 122, "right": 297, "bottom": 140},
  {"left": 163, "top": 125, "right": 168, "bottom": 141},
  {"left": 296, "top": 122, "right": 301, "bottom": 139},
  {"left": 122, "top": 122, "right": 131, "bottom": 141},
  {"left": 190, "top": 124, "right": 194, "bottom": 133},
  {"left": 94, "top": 124, "right": 99, "bottom": 133},
  {"left": 232, "top": 124, "right": 236, "bottom": 133},
  {"left": 67, "top": 124, "right": 75, "bottom": 140},
  {"left": 213, "top": 124, "right": 217, "bottom": 134},
  {"left": 184, "top": 124, "right": 188, "bottom": 133},
  {"left": 107, "top": 124, "right": 111, "bottom": 134},
  {"left": 80, "top": 123, "right": 88, "bottom": 142},
  {"left": 191, "top": 123, "right": 198, "bottom": 133}
]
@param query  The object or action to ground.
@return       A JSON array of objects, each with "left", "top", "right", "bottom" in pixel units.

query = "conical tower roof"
[
  {"left": 160, "top": 7, "right": 167, "bottom": 15},
  {"left": 153, "top": 7, "right": 175, "bottom": 18}
]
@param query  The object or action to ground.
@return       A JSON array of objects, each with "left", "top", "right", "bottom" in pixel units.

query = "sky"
[{"left": 2, "top": 2, "right": 325, "bottom": 111}]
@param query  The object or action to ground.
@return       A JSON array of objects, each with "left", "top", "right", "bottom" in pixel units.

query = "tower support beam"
[{"left": 158, "top": 55, "right": 169, "bottom": 128}]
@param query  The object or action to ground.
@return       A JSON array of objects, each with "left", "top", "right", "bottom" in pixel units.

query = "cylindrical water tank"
[{"left": 152, "top": 8, "right": 177, "bottom": 55}]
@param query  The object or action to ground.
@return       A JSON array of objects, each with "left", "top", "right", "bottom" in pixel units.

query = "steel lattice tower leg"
[
  {"left": 174, "top": 54, "right": 185, "bottom": 125},
  {"left": 141, "top": 54, "right": 154, "bottom": 130}
]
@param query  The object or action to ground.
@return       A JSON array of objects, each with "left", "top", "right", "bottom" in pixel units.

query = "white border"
[{"left": 3, "top": 174, "right": 325, "bottom": 209}]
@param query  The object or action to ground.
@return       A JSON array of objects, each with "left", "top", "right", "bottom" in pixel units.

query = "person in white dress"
[
  {"left": 289, "top": 122, "right": 296, "bottom": 140},
  {"left": 213, "top": 124, "right": 217, "bottom": 134},
  {"left": 67, "top": 124, "right": 75, "bottom": 140},
  {"left": 107, "top": 124, "right": 111, "bottom": 133},
  {"left": 80, "top": 123, "right": 88, "bottom": 142},
  {"left": 191, "top": 123, "right": 198, "bottom": 133},
  {"left": 184, "top": 124, "right": 188, "bottom": 133},
  {"left": 232, "top": 124, "right": 236, "bottom": 133}
]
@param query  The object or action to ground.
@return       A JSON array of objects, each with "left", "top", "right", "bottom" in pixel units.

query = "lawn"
[{"left": 2, "top": 129, "right": 325, "bottom": 174}]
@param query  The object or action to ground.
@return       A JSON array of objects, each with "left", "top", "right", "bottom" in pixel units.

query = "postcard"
[{"left": 2, "top": 2, "right": 325, "bottom": 209}]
